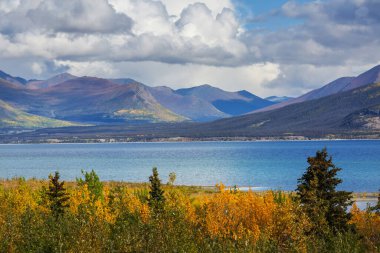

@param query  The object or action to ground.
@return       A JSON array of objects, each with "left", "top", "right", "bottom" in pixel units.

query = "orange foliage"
[
  {"left": 350, "top": 203, "right": 380, "bottom": 250},
  {"left": 199, "top": 184, "right": 276, "bottom": 242}
]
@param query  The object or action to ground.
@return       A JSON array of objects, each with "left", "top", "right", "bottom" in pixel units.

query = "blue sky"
[
  {"left": 0, "top": 0, "right": 379, "bottom": 97},
  {"left": 235, "top": 0, "right": 304, "bottom": 30}
]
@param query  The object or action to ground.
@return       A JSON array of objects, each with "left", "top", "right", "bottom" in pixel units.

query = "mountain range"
[
  {"left": 0, "top": 71, "right": 277, "bottom": 127},
  {"left": 0, "top": 64, "right": 380, "bottom": 140}
]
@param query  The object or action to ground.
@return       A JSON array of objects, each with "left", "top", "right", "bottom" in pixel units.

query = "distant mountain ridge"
[
  {"left": 179, "top": 81, "right": 380, "bottom": 138},
  {"left": 26, "top": 73, "right": 77, "bottom": 89},
  {"left": 0, "top": 71, "right": 274, "bottom": 127},
  {"left": 110, "top": 79, "right": 274, "bottom": 121},
  {"left": 176, "top": 85, "right": 274, "bottom": 116},
  {"left": 256, "top": 65, "right": 380, "bottom": 113},
  {"left": 0, "top": 70, "right": 27, "bottom": 86}
]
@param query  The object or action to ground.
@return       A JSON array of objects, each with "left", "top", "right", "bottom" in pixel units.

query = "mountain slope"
[
  {"left": 0, "top": 70, "right": 27, "bottom": 86},
  {"left": 176, "top": 84, "right": 274, "bottom": 116},
  {"left": 26, "top": 73, "right": 77, "bottom": 89},
  {"left": 257, "top": 65, "right": 380, "bottom": 113},
  {"left": 36, "top": 77, "right": 186, "bottom": 123},
  {"left": 342, "top": 65, "right": 380, "bottom": 91},
  {"left": 1, "top": 76, "right": 186, "bottom": 125},
  {"left": 195, "top": 82, "right": 380, "bottom": 137},
  {"left": 112, "top": 79, "right": 275, "bottom": 120},
  {"left": 0, "top": 99, "right": 78, "bottom": 128},
  {"left": 111, "top": 79, "right": 229, "bottom": 121},
  {"left": 149, "top": 86, "right": 228, "bottom": 121}
]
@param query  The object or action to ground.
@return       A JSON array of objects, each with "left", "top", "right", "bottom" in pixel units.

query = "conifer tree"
[
  {"left": 47, "top": 171, "right": 70, "bottom": 218},
  {"left": 296, "top": 148, "right": 353, "bottom": 235},
  {"left": 148, "top": 167, "right": 165, "bottom": 213}
]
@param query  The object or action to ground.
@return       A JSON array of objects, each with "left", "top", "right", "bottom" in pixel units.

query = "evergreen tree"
[
  {"left": 296, "top": 148, "right": 353, "bottom": 235},
  {"left": 148, "top": 167, "right": 165, "bottom": 213},
  {"left": 47, "top": 171, "right": 69, "bottom": 218}
]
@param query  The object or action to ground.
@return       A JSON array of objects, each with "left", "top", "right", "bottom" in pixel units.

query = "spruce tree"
[
  {"left": 296, "top": 148, "right": 353, "bottom": 235},
  {"left": 47, "top": 171, "right": 70, "bottom": 218},
  {"left": 148, "top": 167, "right": 165, "bottom": 213}
]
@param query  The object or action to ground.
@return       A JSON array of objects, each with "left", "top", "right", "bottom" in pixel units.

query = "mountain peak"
[
  {"left": 0, "top": 70, "right": 27, "bottom": 86},
  {"left": 238, "top": 90, "right": 260, "bottom": 99},
  {"left": 26, "top": 72, "right": 78, "bottom": 89}
]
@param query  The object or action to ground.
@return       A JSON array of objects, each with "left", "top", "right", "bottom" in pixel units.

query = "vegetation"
[
  {"left": 46, "top": 171, "right": 70, "bottom": 218},
  {"left": 296, "top": 148, "right": 353, "bottom": 236},
  {"left": 148, "top": 167, "right": 166, "bottom": 213},
  {"left": 0, "top": 150, "right": 379, "bottom": 252}
]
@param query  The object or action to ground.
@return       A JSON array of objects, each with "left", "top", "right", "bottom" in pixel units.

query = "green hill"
[{"left": 0, "top": 100, "right": 80, "bottom": 128}]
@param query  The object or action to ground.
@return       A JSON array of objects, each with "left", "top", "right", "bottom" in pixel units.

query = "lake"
[{"left": 0, "top": 140, "right": 379, "bottom": 192}]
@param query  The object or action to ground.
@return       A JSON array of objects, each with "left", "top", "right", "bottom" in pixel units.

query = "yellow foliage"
[
  {"left": 0, "top": 179, "right": 377, "bottom": 252},
  {"left": 350, "top": 203, "right": 380, "bottom": 250},
  {"left": 199, "top": 189, "right": 277, "bottom": 242}
]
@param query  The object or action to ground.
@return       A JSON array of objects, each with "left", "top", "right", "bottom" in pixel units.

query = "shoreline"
[{"left": 1, "top": 136, "right": 380, "bottom": 145}]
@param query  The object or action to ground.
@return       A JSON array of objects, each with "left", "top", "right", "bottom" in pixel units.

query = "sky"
[{"left": 0, "top": 0, "right": 379, "bottom": 97}]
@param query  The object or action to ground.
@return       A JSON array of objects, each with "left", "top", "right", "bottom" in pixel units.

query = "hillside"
[
  {"left": 26, "top": 73, "right": 77, "bottom": 89},
  {"left": 149, "top": 86, "right": 229, "bottom": 121},
  {"left": 257, "top": 65, "right": 380, "bottom": 113},
  {"left": 37, "top": 77, "right": 187, "bottom": 123},
  {"left": 176, "top": 85, "right": 274, "bottom": 116},
  {"left": 0, "top": 99, "right": 78, "bottom": 128},
  {"left": 112, "top": 79, "right": 271, "bottom": 121},
  {"left": 196, "top": 82, "right": 380, "bottom": 137},
  {"left": 0, "top": 70, "right": 27, "bottom": 86}
]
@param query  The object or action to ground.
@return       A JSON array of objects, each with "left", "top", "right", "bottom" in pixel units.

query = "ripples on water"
[{"left": 0, "top": 140, "right": 379, "bottom": 192}]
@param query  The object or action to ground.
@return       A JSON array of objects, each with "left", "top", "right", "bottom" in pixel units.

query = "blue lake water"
[{"left": 0, "top": 140, "right": 379, "bottom": 192}]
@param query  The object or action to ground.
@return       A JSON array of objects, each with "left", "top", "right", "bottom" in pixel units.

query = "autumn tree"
[
  {"left": 148, "top": 167, "right": 165, "bottom": 213},
  {"left": 370, "top": 189, "right": 380, "bottom": 213},
  {"left": 296, "top": 148, "right": 353, "bottom": 235},
  {"left": 47, "top": 171, "right": 70, "bottom": 218},
  {"left": 77, "top": 169, "right": 103, "bottom": 201}
]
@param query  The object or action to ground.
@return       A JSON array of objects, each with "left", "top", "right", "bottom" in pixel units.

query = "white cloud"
[
  {"left": 157, "top": 0, "right": 233, "bottom": 17},
  {"left": 54, "top": 60, "right": 117, "bottom": 77},
  {"left": 31, "top": 62, "right": 44, "bottom": 75},
  {"left": 0, "top": 0, "right": 21, "bottom": 12}
]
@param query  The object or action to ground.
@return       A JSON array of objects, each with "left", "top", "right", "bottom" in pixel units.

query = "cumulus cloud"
[
  {"left": 0, "top": 0, "right": 244, "bottom": 66},
  {"left": 158, "top": 0, "right": 233, "bottom": 17}
]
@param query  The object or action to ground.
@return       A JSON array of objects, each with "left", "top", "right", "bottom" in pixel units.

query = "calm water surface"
[{"left": 0, "top": 140, "right": 379, "bottom": 191}]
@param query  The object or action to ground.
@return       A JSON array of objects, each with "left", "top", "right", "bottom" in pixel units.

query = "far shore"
[{"left": 1, "top": 135, "right": 380, "bottom": 145}]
